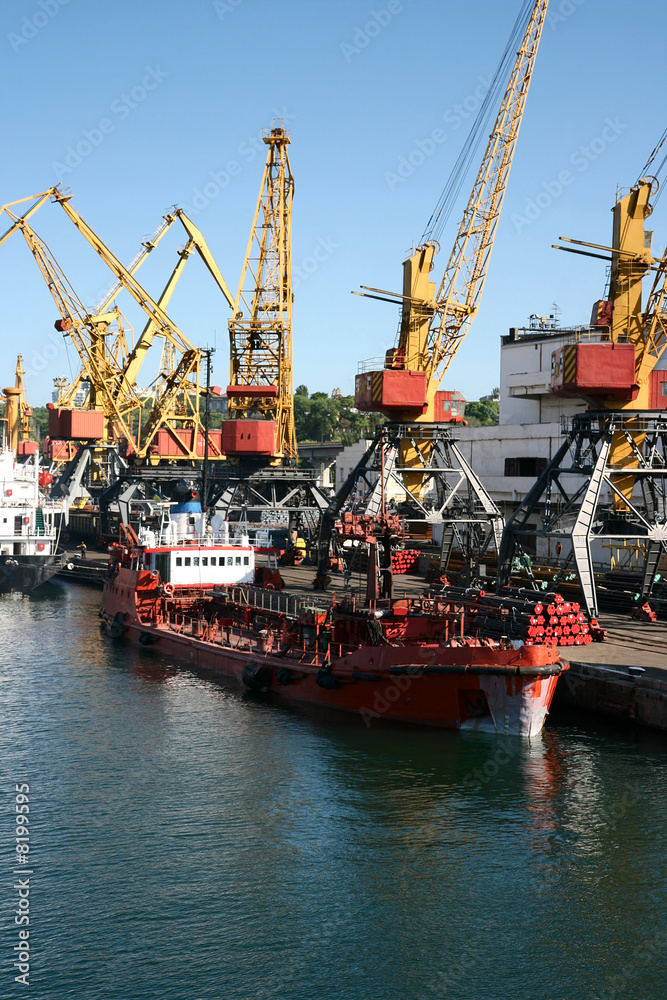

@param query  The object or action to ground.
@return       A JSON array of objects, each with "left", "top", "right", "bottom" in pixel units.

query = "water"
[{"left": 0, "top": 583, "right": 665, "bottom": 1000}]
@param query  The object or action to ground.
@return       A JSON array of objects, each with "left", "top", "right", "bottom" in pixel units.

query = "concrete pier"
[{"left": 551, "top": 615, "right": 667, "bottom": 732}]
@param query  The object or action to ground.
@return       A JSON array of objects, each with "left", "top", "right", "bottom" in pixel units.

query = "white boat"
[{"left": 0, "top": 449, "right": 66, "bottom": 592}]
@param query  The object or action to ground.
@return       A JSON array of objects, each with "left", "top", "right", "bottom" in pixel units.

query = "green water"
[{"left": 1, "top": 583, "right": 665, "bottom": 1000}]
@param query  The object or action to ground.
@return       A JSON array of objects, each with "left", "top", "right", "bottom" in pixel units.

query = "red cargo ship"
[{"left": 101, "top": 520, "right": 568, "bottom": 737}]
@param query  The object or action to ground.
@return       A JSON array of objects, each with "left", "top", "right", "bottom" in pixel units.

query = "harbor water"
[{"left": 1, "top": 583, "right": 665, "bottom": 1000}]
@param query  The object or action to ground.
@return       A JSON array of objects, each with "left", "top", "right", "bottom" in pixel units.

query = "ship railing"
[
  {"left": 213, "top": 585, "right": 331, "bottom": 619},
  {"left": 155, "top": 528, "right": 250, "bottom": 547}
]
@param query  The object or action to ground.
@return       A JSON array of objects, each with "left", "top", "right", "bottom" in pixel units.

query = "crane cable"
[
  {"left": 421, "top": 0, "right": 536, "bottom": 246},
  {"left": 638, "top": 127, "right": 667, "bottom": 209}
]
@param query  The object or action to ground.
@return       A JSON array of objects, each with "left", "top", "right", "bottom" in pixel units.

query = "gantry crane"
[
  {"left": 498, "top": 143, "right": 667, "bottom": 616},
  {"left": 226, "top": 123, "right": 296, "bottom": 462},
  {"left": 0, "top": 189, "right": 235, "bottom": 466},
  {"left": 315, "top": 0, "right": 549, "bottom": 590}
]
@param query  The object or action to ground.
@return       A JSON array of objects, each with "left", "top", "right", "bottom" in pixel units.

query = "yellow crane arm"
[
  {"left": 171, "top": 209, "right": 236, "bottom": 310},
  {"left": 427, "top": 0, "right": 548, "bottom": 388},
  {"left": 51, "top": 189, "right": 197, "bottom": 357},
  {"left": 16, "top": 221, "right": 139, "bottom": 444},
  {"left": 115, "top": 239, "right": 196, "bottom": 398},
  {"left": 637, "top": 248, "right": 667, "bottom": 386},
  {"left": 94, "top": 212, "right": 177, "bottom": 314},
  {"left": 0, "top": 190, "right": 54, "bottom": 248}
]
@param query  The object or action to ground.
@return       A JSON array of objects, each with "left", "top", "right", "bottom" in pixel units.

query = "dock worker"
[{"left": 77, "top": 541, "right": 87, "bottom": 560}]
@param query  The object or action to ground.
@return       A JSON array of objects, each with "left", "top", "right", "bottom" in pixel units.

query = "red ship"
[{"left": 100, "top": 516, "right": 568, "bottom": 738}]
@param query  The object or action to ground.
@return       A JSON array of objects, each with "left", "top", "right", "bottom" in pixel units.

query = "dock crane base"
[
  {"left": 314, "top": 422, "right": 504, "bottom": 588},
  {"left": 206, "top": 466, "right": 332, "bottom": 537},
  {"left": 496, "top": 411, "right": 667, "bottom": 618}
]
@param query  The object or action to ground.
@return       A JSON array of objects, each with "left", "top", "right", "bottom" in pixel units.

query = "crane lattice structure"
[
  {"left": 228, "top": 124, "right": 296, "bottom": 461},
  {"left": 316, "top": 0, "right": 549, "bottom": 589},
  {"left": 498, "top": 169, "right": 667, "bottom": 616},
  {"left": 0, "top": 189, "right": 235, "bottom": 465}
]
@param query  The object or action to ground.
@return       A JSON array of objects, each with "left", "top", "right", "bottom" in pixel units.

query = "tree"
[
  {"left": 293, "top": 389, "right": 383, "bottom": 444},
  {"left": 465, "top": 395, "right": 499, "bottom": 426},
  {"left": 30, "top": 406, "right": 50, "bottom": 441}
]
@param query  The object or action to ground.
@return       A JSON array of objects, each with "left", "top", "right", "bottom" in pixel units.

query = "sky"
[{"left": 1, "top": 0, "right": 666, "bottom": 407}]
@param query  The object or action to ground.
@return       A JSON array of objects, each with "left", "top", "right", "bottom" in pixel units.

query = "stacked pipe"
[
  {"left": 428, "top": 585, "right": 601, "bottom": 646},
  {"left": 391, "top": 549, "right": 421, "bottom": 575}
]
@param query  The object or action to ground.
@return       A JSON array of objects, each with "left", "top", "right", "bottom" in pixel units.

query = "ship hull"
[
  {"left": 102, "top": 609, "right": 563, "bottom": 737},
  {"left": 0, "top": 550, "right": 67, "bottom": 593}
]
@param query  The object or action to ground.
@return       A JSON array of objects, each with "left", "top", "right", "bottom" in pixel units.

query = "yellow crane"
[
  {"left": 356, "top": 0, "right": 548, "bottom": 429},
  {"left": 501, "top": 147, "right": 667, "bottom": 615},
  {"left": 315, "top": 0, "right": 548, "bottom": 588},
  {"left": 0, "top": 189, "right": 235, "bottom": 463},
  {"left": 227, "top": 123, "right": 296, "bottom": 462}
]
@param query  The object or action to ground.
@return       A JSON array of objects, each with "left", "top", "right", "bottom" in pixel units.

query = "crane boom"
[
  {"left": 356, "top": 0, "right": 548, "bottom": 424},
  {"left": 428, "top": 0, "right": 548, "bottom": 388}
]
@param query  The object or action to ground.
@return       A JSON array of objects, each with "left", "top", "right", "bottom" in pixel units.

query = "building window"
[
  {"left": 243, "top": 556, "right": 249, "bottom": 565},
  {"left": 504, "top": 457, "right": 547, "bottom": 477},
  {"left": 210, "top": 557, "right": 216, "bottom": 566},
  {"left": 184, "top": 557, "right": 191, "bottom": 567},
  {"left": 175, "top": 557, "right": 182, "bottom": 567},
  {"left": 202, "top": 557, "right": 208, "bottom": 566},
  {"left": 662, "top": 382, "right": 667, "bottom": 397}
]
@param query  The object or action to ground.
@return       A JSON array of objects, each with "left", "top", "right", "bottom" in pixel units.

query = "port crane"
[
  {"left": 498, "top": 146, "right": 667, "bottom": 616},
  {"left": 204, "top": 123, "right": 331, "bottom": 535},
  {"left": 315, "top": 0, "right": 549, "bottom": 590},
  {"left": 0, "top": 190, "right": 236, "bottom": 466},
  {"left": 226, "top": 123, "right": 296, "bottom": 462}
]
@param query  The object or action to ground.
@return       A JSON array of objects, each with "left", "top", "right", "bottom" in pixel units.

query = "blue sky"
[{"left": 1, "top": 0, "right": 666, "bottom": 406}]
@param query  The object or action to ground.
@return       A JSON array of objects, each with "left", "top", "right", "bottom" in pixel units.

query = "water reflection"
[{"left": 0, "top": 583, "right": 665, "bottom": 1000}]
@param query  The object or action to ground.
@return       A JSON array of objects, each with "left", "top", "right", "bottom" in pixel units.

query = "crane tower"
[{"left": 227, "top": 124, "right": 296, "bottom": 462}]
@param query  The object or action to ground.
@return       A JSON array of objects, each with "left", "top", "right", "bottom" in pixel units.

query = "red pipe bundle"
[
  {"left": 428, "top": 584, "right": 601, "bottom": 645},
  {"left": 391, "top": 549, "right": 421, "bottom": 575}
]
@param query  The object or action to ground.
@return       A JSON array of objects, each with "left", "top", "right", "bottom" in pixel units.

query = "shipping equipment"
[
  {"left": 498, "top": 136, "right": 667, "bottom": 617},
  {"left": 203, "top": 124, "right": 332, "bottom": 538},
  {"left": 316, "top": 0, "right": 549, "bottom": 590},
  {"left": 227, "top": 124, "right": 296, "bottom": 462},
  {"left": 0, "top": 190, "right": 235, "bottom": 476}
]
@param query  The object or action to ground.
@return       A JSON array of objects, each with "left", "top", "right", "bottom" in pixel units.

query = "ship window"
[
  {"left": 243, "top": 557, "right": 249, "bottom": 565},
  {"left": 235, "top": 556, "right": 241, "bottom": 565},
  {"left": 193, "top": 557, "right": 199, "bottom": 566},
  {"left": 202, "top": 557, "right": 208, "bottom": 566},
  {"left": 176, "top": 557, "right": 182, "bottom": 566},
  {"left": 227, "top": 557, "right": 233, "bottom": 566},
  {"left": 184, "top": 557, "right": 191, "bottom": 567},
  {"left": 210, "top": 557, "right": 216, "bottom": 565}
]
